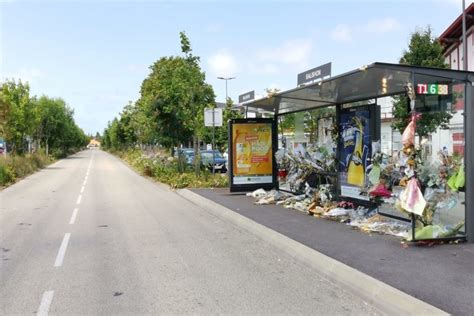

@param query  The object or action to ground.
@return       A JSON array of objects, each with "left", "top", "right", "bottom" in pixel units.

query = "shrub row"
[
  {"left": 118, "top": 149, "right": 228, "bottom": 189},
  {"left": 0, "top": 152, "right": 53, "bottom": 186}
]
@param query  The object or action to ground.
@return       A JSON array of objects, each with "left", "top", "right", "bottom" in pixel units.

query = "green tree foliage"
[
  {"left": 0, "top": 80, "right": 33, "bottom": 152},
  {"left": 137, "top": 32, "right": 215, "bottom": 151},
  {"left": 103, "top": 31, "right": 217, "bottom": 174},
  {"left": 305, "top": 107, "right": 336, "bottom": 144},
  {"left": 278, "top": 113, "right": 295, "bottom": 137},
  {"left": 392, "top": 26, "right": 452, "bottom": 137},
  {"left": 0, "top": 79, "right": 88, "bottom": 156}
]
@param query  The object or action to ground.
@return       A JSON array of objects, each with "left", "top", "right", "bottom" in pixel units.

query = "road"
[{"left": 0, "top": 149, "right": 377, "bottom": 315}]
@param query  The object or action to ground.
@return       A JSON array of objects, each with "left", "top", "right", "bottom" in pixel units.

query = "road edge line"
[{"left": 176, "top": 188, "right": 447, "bottom": 316}]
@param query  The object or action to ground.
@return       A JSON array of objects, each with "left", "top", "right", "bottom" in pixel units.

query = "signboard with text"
[
  {"left": 297, "top": 62, "right": 331, "bottom": 86},
  {"left": 238, "top": 90, "right": 255, "bottom": 103},
  {"left": 228, "top": 118, "right": 277, "bottom": 192},
  {"left": 416, "top": 83, "right": 448, "bottom": 95}
]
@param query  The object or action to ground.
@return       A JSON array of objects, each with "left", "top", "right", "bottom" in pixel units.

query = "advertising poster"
[
  {"left": 339, "top": 107, "right": 372, "bottom": 200},
  {"left": 229, "top": 119, "right": 276, "bottom": 192}
]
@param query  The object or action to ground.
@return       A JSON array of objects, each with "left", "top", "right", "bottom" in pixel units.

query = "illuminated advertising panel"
[
  {"left": 229, "top": 118, "right": 277, "bottom": 192},
  {"left": 338, "top": 104, "right": 379, "bottom": 201}
]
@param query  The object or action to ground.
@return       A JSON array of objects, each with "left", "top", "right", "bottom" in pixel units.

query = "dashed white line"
[
  {"left": 54, "top": 233, "right": 71, "bottom": 267},
  {"left": 37, "top": 290, "right": 54, "bottom": 316},
  {"left": 69, "top": 208, "right": 79, "bottom": 224},
  {"left": 80, "top": 185, "right": 85, "bottom": 193},
  {"left": 76, "top": 195, "right": 82, "bottom": 205}
]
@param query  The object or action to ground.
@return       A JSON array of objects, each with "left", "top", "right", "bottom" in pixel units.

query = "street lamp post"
[
  {"left": 216, "top": 76, "right": 235, "bottom": 176},
  {"left": 217, "top": 76, "right": 235, "bottom": 102}
]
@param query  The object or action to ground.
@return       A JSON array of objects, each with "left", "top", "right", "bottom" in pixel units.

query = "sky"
[{"left": 0, "top": 0, "right": 470, "bottom": 135}]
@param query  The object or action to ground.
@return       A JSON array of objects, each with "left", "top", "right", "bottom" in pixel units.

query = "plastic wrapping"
[{"left": 400, "top": 178, "right": 426, "bottom": 216}]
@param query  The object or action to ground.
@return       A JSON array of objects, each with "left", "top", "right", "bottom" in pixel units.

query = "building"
[
  {"left": 380, "top": 6, "right": 472, "bottom": 158},
  {"left": 439, "top": 3, "right": 474, "bottom": 71},
  {"left": 88, "top": 139, "right": 101, "bottom": 148},
  {"left": 437, "top": 3, "right": 474, "bottom": 156}
]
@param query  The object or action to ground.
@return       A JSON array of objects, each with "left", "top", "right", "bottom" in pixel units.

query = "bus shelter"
[{"left": 232, "top": 62, "right": 474, "bottom": 243}]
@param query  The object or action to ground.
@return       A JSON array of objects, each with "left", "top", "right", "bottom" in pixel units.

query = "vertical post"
[
  {"left": 212, "top": 109, "right": 215, "bottom": 176},
  {"left": 225, "top": 80, "right": 228, "bottom": 102},
  {"left": 335, "top": 103, "right": 342, "bottom": 199},
  {"left": 463, "top": 0, "right": 468, "bottom": 71},
  {"left": 465, "top": 82, "right": 474, "bottom": 242}
]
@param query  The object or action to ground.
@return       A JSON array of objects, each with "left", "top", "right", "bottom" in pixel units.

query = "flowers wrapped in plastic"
[
  {"left": 369, "top": 183, "right": 392, "bottom": 198},
  {"left": 399, "top": 178, "right": 426, "bottom": 216},
  {"left": 402, "top": 113, "right": 421, "bottom": 146},
  {"left": 447, "top": 164, "right": 465, "bottom": 192}
]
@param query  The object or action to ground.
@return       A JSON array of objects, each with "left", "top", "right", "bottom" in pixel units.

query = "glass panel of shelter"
[
  {"left": 276, "top": 106, "right": 337, "bottom": 194},
  {"left": 409, "top": 74, "right": 466, "bottom": 240},
  {"left": 271, "top": 66, "right": 466, "bottom": 241},
  {"left": 366, "top": 74, "right": 466, "bottom": 241}
]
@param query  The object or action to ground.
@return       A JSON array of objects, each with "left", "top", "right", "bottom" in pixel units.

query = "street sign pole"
[
  {"left": 212, "top": 109, "right": 215, "bottom": 176},
  {"left": 205, "top": 107, "right": 222, "bottom": 177}
]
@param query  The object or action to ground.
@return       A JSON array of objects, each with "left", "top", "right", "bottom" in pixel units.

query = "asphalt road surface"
[{"left": 0, "top": 149, "right": 377, "bottom": 315}]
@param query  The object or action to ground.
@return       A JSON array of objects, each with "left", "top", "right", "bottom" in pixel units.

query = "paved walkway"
[{"left": 192, "top": 188, "right": 474, "bottom": 316}]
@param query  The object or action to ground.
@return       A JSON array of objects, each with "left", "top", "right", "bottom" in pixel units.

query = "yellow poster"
[{"left": 232, "top": 123, "right": 273, "bottom": 177}]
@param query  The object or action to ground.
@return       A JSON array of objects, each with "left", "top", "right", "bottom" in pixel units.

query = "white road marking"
[
  {"left": 83, "top": 181, "right": 87, "bottom": 187},
  {"left": 76, "top": 195, "right": 82, "bottom": 205},
  {"left": 69, "top": 208, "right": 79, "bottom": 224},
  {"left": 80, "top": 185, "right": 85, "bottom": 193},
  {"left": 54, "top": 233, "right": 71, "bottom": 267},
  {"left": 37, "top": 290, "right": 54, "bottom": 316}
]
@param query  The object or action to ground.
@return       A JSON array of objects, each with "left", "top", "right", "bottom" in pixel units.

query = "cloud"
[
  {"left": 207, "top": 50, "right": 238, "bottom": 76},
  {"left": 330, "top": 18, "right": 400, "bottom": 43},
  {"left": 257, "top": 39, "right": 312, "bottom": 66},
  {"left": 331, "top": 24, "right": 352, "bottom": 42},
  {"left": 205, "top": 23, "right": 222, "bottom": 33},
  {"left": 208, "top": 38, "right": 312, "bottom": 78},
  {"left": 2, "top": 68, "right": 44, "bottom": 84},
  {"left": 125, "top": 64, "right": 150, "bottom": 76},
  {"left": 246, "top": 62, "right": 279, "bottom": 75},
  {"left": 366, "top": 18, "right": 401, "bottom": 33}
]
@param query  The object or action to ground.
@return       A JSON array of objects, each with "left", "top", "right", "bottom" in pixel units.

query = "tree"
[
  {"left": 392, "top": 26, "right": 452, "bottom": 138},
  {"left": 0, "top": 80, "right": 87, "bottom": 157},
  {"left": 304, "top": 107, "right": 336, "bottom": 144},
  {"left": 0, "top": 80, "right": 35, "bottom": 153},
  {"left": 136, "top": 31, "right": 215, "bottom": 173}
]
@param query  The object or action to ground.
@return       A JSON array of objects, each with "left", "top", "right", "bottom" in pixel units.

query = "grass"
[{"left": 0, "top": 151, "right": 53, "bottom": 186}]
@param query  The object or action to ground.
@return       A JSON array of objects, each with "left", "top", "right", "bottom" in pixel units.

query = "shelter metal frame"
[{"left": 239, "top": 62, "right": 474, "bottom": 242}]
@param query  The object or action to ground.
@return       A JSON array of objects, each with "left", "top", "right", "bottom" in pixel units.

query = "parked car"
[
  {"left": 0, "top": 138, "right": 6, "bottom": 155},
  {"left": 201, "top": 150, "right": 227, "bottom": 173},
  {"left": 176, "top": 148, "right": 195, "bottom": 165}
]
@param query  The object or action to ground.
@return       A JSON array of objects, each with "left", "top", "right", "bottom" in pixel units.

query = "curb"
[{"left": 176, "top": 188, "right": 448, "bottom": 316}]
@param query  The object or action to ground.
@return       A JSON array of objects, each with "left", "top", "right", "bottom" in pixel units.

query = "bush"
[
  {"left": 117, "top": 149, "right": 228, "bottom": 189},
  {"left": 0, "top": 162, "right": 15, "bottom": 184},
  {"left": 0, "top": 152, "right": 53, "bottom": 186}
]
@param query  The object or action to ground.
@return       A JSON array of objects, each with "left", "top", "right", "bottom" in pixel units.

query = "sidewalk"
[{"left": 190, "top": 188, "right": 474, "bottom": 316}]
